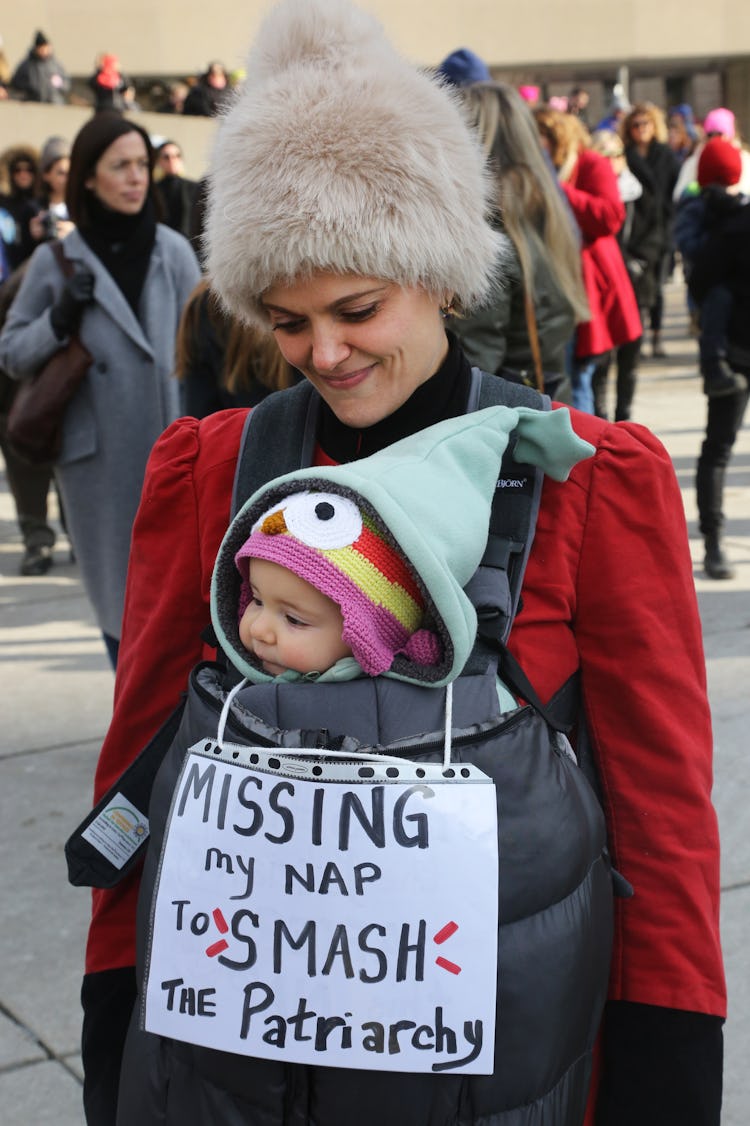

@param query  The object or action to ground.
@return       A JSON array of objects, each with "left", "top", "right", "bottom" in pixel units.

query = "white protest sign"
[{"left": 143, "top": 742, "right": 498, "bottom": 1074}]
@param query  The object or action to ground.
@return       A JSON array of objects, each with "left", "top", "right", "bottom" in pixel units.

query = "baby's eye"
[
  {"left": 277, "top": 491, "right": 362, "bottom": 549},
  {"left": 285, "top": 614, "right": 308, "bottom": 628}
]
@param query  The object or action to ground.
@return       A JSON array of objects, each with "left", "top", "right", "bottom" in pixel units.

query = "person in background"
[
  {"left": 183, "top": 61, "right": 231, "bottom": 116},
  {"left": 0, "top": 146, "right": 40, "bottom": 270},
  {"left": 26, "top": 136, "right": 75, "bottom": 247},
  {"left": 686, "top": 143, "right": 750, "bottom": 581},
  {"left": 594, "top": 88, "right": 631, "bottom": 132},
  {"left": 0, "top": 113, "right": 200, "bottom": 667},
  {"left": 675, "top": 138, "right": 748, "bottom": 401},
  {"left": 568, "top": 86, "right": 590, "bottom": 126},
  {"left": 79, "top": 3, "right": 723, "bottom": 1123},
  {"left": 0, "top": 260, "right": 60, "bottom": 574},
  {"left": 450, "top": 82, "right": 589, "bottom": 401},
  {"left": 1, "top": 137, "right": 75, "bottom": 576},
  {"left": 673, "top": 106, "right": 750, "bottom": 202},
  {"left": 88, "top": 53, "right": 131, "bottom": 113},
  {"left": 621, "top": 102, "right": 679, "bottom": 358},
  {"left": 158, "top": 80, "right": 189, "bottom": 114},
  {"left": 174, "top": 277, "right": 299, "bottom": 417},
  {"left": 535, "top": 106, "right": 642, "bottom": 413},
  {"left": 589, "top": 128, "right": 649, "bottom": 420},
  {"left": 153, "top": 141, "right": 200, "bottom": 245},
  {"left": 668, "top": 103, "right": 699, "bottom": 164},
  {"left": 10, "top": 30, "right": 69, "bottom": 104},
  {"left": 434, "top": 46, "right": 490, "bottom": 87}
]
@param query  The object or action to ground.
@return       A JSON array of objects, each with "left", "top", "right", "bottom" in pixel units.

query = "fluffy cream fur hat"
[{"left": 205, "top": 0, "right": 502, "bottom": 326}]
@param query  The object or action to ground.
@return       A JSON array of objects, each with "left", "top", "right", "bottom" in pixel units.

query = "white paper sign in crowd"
[{"left": 143, "top": 744, "right": 499, "bottom": 1074}]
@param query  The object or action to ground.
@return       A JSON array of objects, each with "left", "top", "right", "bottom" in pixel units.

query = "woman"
[
  {"left": 0, "top": 113, "right": 200, "bottom": 665},
  {"left": 174, "top": 278, "right": 299, "bottom": 417},
  {"left": 621, "top": 102, "right": 679, "bottom": 357},
  {"left": 450, "top": 82, "right": 589, "bottom": 402},
  {"left": 26, "top": 135, "right": 74, "bottom": 244},
  {"left": 80, "top": 3, "right": 723, "bottom": 1125},
  {"left": 0, "top": 137, "right": 72, "bottom": 577},
  {"left": 0, "top": 145, "right": 39, "bottom": 270},
  {"left": 667, "top": 104, "right": 698, "bottom": 165},
  {"left": 588, "top": 128, "right": 653, "bottom": 420},
  {"left": 534, "top": 107, "right": 642, "bottom": 414}
]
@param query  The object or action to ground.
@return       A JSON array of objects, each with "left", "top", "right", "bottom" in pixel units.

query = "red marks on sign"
[
  {"left": 433, "top": 920, "right": 458, "bottom": 945},
  {"left": 433, "top": 920, "right": 461, "bottom": 974},
  {"left": 205, "top": 907, "right": 230, "bottom": 957},
  {"left": 435, "top": 955, "right": 462, "bottom": 975}
]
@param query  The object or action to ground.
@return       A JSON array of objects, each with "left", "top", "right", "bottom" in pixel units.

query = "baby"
[{"left": 211, "top": 404, "right": 595, "bottom": 687}]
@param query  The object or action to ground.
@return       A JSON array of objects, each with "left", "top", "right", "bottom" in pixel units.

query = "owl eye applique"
[{"left": 256, "top": 491, "right": 363, "bottom": 549}]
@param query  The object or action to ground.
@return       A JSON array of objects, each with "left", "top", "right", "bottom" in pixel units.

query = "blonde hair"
[
  {"left": 463, "top": 84, "right": 589, "bottom": 321},
  {"left": 174, "top": 279, "right": 294, "bottom": 396},
  {"left": 533, "top": 107, "right": 590, "bottom": 179},
  {"left": 590, "top": 129, "right": 624, "bottom": 160},
  {"left": 621, "top": 102, "right": 668, "bottom": 145}
]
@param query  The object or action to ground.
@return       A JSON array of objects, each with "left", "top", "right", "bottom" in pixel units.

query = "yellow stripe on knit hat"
[{"left": 318, "top": 540, "right": 423, "bottom": 633}]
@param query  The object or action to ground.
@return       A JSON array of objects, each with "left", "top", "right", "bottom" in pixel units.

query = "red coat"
[
  {"left": 85, "top": 406, "right": 725, "bottom": 1029},
  {"left": 564, "top": 148, "right": 643, "bottom": 358}
]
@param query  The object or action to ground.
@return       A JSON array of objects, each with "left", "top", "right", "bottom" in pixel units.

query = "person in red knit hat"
[{"left": 675, "top": 135, "right": 750, "bottom": 576}]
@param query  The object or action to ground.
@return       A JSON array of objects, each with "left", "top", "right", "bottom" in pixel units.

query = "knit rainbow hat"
[{"left": 234, "top": 487, "right": 442, "bottom": 676}]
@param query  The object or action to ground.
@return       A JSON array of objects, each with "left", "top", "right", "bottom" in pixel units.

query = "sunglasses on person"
[{"left": 630, "top": 118, "right": 652, "bottom": 129}]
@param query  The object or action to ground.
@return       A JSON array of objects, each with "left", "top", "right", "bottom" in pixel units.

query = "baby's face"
[{"left": 239, "top": 558, "right": 352, "bottom": 676}]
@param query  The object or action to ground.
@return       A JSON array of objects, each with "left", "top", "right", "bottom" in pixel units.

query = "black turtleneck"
[
  {"left": 79, "top": 194, "right": 157, "bottom": 318},
  {"left": 316, "top": 332, "right": 473, "bottom": 463}
]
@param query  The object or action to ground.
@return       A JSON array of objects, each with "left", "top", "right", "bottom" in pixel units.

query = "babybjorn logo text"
[{"left": 496, "top": 478, "right": 528, "bottom": 489}]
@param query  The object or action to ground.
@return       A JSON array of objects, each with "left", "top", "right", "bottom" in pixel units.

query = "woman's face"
[
  {"left": 43, "top": 157, "right": 70, "bottom": 200},
  {"left": 11, "top": 161, "right": 35, "bottom": 192},
  {"left": 629, "top": 114, "right": 655, "bottom": 146},
  {"left": 262, "top": 272, "right": 449, "bottom": 429},
  {"left": 85, "top": 131, "right": 149, "bottom": 215}
]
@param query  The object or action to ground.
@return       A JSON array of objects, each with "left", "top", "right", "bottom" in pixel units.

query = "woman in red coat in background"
[{"left": 535, "top": 108, "right": 642, "bottom": 414}]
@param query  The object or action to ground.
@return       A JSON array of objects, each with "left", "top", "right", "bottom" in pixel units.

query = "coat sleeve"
[
  {"left": 574, "top": 421, "right": 723, "bottom": 1016},
  {"left": 85, "top": 409, "right": 246, "bottom": 975},
  {"left": 0, "top": 241, "right": 66, "bottom": 377},
  {"left": 562, "top": 153, "right": 626, "bottom": 242}
]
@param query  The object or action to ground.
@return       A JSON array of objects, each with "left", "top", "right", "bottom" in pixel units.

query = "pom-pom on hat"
[
  {"left": 205, "top": 0, "right": 502, "bottom": 329},
  {"left": 698, "top": 138, "right": 742, "bottom": 188},
  {"left": 703, "top": 107, "right": 735, "bottom": 139}
]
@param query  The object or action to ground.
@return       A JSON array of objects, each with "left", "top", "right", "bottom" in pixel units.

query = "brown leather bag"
[{"left": 6, "top": 242, "right": 93, "bottom": 465}]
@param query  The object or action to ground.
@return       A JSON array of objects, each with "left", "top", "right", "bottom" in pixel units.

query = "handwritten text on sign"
[{"left": 143, "top": 745, "right": 499, "bottom": 1073}]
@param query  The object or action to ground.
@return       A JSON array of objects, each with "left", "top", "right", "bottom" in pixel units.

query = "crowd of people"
[
  {"left": 0, "top": 28, "right": 236, "bottom": 116},
  {"left": 0, "top": 2, "right": 734, "bottom": 1125}
]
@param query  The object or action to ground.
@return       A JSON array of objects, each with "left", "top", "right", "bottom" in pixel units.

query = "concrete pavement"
[{"left": 1, "top": 275, "right": 748, "bottom": 1123}]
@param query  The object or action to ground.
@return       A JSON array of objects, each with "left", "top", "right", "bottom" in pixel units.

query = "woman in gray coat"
[{"left": 0, "top": 113, "right": 200, "bottom": 665}]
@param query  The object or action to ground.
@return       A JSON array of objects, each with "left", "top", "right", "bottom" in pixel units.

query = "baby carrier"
[{"left": 67, "top": 372, "right": 614, "bottom": 1126}]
